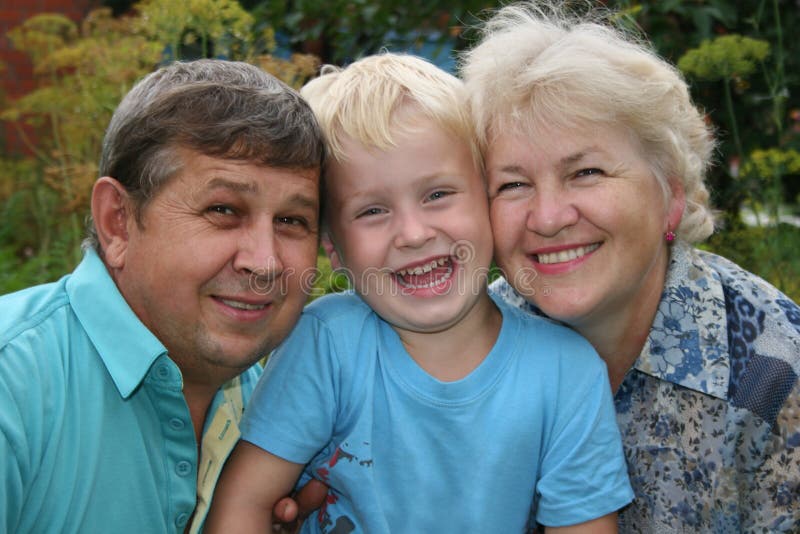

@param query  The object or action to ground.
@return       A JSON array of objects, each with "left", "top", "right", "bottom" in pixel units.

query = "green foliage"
[
  {"left": 740, "top": 147, "right": 800, "bottom": 179},
  {"left": 0, "top": 2, "right": 320, "bottom": 295},
  {"left": 678, "top": 34, "right": 769, "bottom": 81},
  {"left": 310, "top": 251, "right": 351, "bottom": 300},
  {"left": 2, "top": 0, "right": 799, "bottom": 303},
  {"left": 248, "top": 0, "right": 495, "bottom": 63},
  {"left": 0, "top": 9, "right": 165, "bottom": 290},
  {"left": 703, "top": 223, "right": 800, "bottom": 302},
  {"left": 135, "top": 0, "right": 255, "bottom": 60}
]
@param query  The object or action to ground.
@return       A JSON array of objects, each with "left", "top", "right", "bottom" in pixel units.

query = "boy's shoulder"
[
  {"left": 303, "top": 290, "right": 375, "bottom": 325},
  {"left": 493, "top": 292, "right": 578, "bottom": 339},
  {"left": 493, "top": 293, "right": 604, "bottom": 367}
]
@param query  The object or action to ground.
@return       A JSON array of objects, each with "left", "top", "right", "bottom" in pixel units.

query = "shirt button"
[
  {"left": 175, "top": 460, "right": 192, "bottom": 476},
  {"left": 169, "top": 418, "right": 185, "bottom": 430},
  {"left": 156, "top": 364, "right": 170, "bottom": 379},
  {"left": 175, "top": 513, "right": 189, "bottom": 528}
]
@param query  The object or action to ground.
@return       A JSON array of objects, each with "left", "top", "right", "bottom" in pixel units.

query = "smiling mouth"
[
  {"left": 218, "top": 298, "right": 268, "bottom": 311},
  {"left": 395, "top": 257, "right": 454, "bottom": 289},
  {"left": 534, "top": 243, "right": 600, "bottom": 265}
]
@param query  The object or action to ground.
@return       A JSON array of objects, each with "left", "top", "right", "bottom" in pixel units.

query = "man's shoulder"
[{"left": 0, "top": 277, "right": 72, "bottom": 349}]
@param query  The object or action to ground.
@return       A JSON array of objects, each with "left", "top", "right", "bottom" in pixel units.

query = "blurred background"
[{"left": 1, "top": 0, "right": 798, "bottom": 300}]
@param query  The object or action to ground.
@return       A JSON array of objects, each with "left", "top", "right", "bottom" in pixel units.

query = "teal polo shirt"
[{"left": 0, "top": 249, "right": 261, "bottom": 533}]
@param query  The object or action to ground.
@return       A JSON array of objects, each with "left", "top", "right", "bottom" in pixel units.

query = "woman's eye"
[
  {"left": 497, "top": 181, "right": 525, "bottom": 192},
  {"left": 575, "top": 168, "right": 603, "bottom": 178}
]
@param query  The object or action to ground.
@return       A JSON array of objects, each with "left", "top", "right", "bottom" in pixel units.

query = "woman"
[{"left": 462, "top": 2, "right": 800, "bottom": 532}]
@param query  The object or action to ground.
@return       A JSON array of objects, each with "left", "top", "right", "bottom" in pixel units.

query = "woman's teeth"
[{"left": 536, "top": 243, "right": 600, "bottom": 265}]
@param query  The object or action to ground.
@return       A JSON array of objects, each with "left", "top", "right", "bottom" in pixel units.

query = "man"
[{"left": 0, "top": 59, "right": 324, "bottom": 533}]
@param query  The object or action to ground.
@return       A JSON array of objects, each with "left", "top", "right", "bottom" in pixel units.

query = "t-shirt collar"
[
  {"left": 633, "top": 241, "right": 730, "bottom": 400},
  {"left": 66, "top": 248, "right": 167, "bottom": 398}
]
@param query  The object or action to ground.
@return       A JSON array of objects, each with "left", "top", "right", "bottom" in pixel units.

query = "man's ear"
[
  {"left": 91, "top": 177, "right": 132, "bottom": 269},
  {"left": 321, "top": 233, "right": 343, "bottom": 270},
  {"left": 667, "top": 178, "right": 686, "bottom": 232}
]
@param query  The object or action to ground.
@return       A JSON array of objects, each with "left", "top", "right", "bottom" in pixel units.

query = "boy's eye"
[
  {"left": 426, "top": 190, "right": 452, "bottom": 202},
  {"left": 355, "top": 207, "right": 386, "bottom": 218}
]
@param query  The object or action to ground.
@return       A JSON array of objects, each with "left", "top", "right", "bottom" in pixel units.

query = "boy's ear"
[
  {"left": 92, "top": 177, "right": 132, "bottom": 269},
  {"left": 321, "top": 233, "right": 343, "bottom": 270}
]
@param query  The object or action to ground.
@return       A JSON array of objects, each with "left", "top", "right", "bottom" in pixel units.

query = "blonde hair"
[
  {"left": 301, "top": 53, "right": 482, "bottom": 174},
  {"left": 461, "top": 1, "right": 716, "bottom": 243}
]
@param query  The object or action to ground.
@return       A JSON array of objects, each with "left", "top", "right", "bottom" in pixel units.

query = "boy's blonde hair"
[{"left": 301, "top": 53, "right": 482, "bottom": 174}]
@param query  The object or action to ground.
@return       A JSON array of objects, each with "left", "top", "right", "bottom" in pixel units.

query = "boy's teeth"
[
  {"left": 398, "top": 258, "right": 447, "bottom": 277},
  {"left": 536, "top": 243, "right": 600, "bottom": 265},
  {"left": 395, "top": 257, "right": 453, "bottom": 289}
]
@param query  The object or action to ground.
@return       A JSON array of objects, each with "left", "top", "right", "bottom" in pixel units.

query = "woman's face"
[{"left": 486, "top": 123, "right": 684, "bottom": 332}]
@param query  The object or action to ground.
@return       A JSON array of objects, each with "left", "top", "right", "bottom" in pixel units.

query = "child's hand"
[{"left": 271, "top": 479, "right": 329, "bottom": 533}]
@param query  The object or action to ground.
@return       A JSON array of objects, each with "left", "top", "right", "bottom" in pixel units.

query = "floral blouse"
[{"left": 490, "top": 241, "right": 800, "bottom": 532}]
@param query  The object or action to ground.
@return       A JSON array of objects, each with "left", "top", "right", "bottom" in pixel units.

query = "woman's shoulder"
[
  {"left": 695, "top": 247, "right": 799, "bottom": 320},
  {"left": 692, "top": 246, "right": 800, "bottom": 365}
]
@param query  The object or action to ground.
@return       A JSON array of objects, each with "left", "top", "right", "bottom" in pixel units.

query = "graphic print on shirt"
[{"left": 315, "top": 442, "right": 373, "bottom": 534}]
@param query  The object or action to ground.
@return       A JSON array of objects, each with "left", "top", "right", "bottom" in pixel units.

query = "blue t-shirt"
[
  {"left": 0, "top": 249, "right": 261, "bottom": 533},
  {"left": 241, "top": 292, "right": 633, "bottom": 533}
]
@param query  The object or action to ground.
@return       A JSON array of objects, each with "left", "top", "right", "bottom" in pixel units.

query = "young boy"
[{"left": 206, "top": 53, "right": 633, "bottom": 533}]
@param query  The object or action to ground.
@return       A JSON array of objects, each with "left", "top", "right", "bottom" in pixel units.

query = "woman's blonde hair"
[{"left": 461, "top": 1, "right": 716, "bottom": 242}]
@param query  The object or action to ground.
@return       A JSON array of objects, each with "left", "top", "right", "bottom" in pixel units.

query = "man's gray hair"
[{"left": 85, "top": 58, "right": 325, "bottom": 250}]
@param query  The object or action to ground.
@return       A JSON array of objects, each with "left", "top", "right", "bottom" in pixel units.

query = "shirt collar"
[
  {"left": 66, "top": 248, "right": 167, "bottom": 398},
  {"left": 633, "top": 241, "right": 730, "bottom": 400}
]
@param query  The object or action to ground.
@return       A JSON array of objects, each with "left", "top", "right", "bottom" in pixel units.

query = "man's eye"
[
  {"left": 277, "top": 216, "right": 308, "bottom": 227},
  {"left": 207, "top": 205, "right": 235, "bottom": 215}
]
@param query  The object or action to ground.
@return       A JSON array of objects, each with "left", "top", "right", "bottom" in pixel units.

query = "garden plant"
[{"left": 1, "top": 0, "right": 798, "bottom": 300}]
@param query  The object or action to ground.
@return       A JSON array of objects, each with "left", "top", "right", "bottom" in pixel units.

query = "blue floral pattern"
[{"left": 491, "top": 242, "right": 800, "bottom": 532}]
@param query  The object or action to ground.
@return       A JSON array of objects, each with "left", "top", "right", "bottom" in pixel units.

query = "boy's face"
[{"left": 325, "top": 120, "right": 493, "bottom": 336}]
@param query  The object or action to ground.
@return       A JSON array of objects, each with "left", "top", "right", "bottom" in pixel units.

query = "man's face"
[{"left": 113, "top": 149, "right": 320, "bottom": 381}]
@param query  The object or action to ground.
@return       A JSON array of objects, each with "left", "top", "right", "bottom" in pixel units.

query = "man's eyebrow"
[
  {"left": 286, "top": 193, "right": 319, "bottom": 211},
  {"left": 206, "top": 177, "right": 259, "bottom": 193}
]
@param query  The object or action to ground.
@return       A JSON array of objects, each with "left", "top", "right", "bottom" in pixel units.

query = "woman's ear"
[
  {"left": 321, "top": 233, "right": 343, "bottom": 270},
  {"left": 91, "top": 177, "right": 132, "bottom": 269},
  {"left": 667, "top": 178, "right": 686, "bottom": 232}
]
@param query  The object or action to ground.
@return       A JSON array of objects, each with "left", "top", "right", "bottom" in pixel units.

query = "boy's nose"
[{"left": 393, "top": 210, "right": 436, "bottom": 249}]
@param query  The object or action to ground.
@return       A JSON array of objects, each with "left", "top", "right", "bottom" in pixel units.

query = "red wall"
[{"left": 1, "top": 0, "right": 99, "bottom": 155}]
